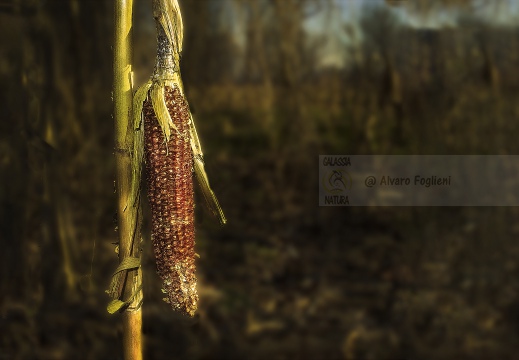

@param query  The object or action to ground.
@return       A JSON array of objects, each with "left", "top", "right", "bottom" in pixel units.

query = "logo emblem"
[{"left": 322, "top": 169, "right": 352, "bottom": 194}]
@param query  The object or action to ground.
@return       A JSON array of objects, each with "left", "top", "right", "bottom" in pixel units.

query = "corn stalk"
[{"left": 110, "top": 0, "right": 143, "bottom": 359}]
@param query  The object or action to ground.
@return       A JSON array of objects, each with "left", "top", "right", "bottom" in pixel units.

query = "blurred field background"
[{"left": 2, "top": 0, "right": 519, "bottom": 359}]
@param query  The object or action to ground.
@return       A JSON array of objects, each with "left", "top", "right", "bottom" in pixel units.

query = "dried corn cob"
[
  {"left": 143, "top": 85, "right": 197, "bottom": 315},
  {"left": 131, "top": 0, "right": 226, "bottom": 316}
]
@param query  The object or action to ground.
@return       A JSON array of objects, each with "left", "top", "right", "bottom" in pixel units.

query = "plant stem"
[
  {"left": 114, "top": 0, "right": 143, "bottom": 359},
  {"left": 123, "top": 311, "right": 143, "bottom": 360}
]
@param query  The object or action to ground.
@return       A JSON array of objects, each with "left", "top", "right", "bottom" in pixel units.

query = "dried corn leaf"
[
  {"left": 153, "top": 0, "right": 183, "bottom": 57},
  {"left": 151, "top": 82, "right": 182, "bottom": 143},
  {"left": 193, "top": 153, "right": 227, "bottom": 225},
  {"left": 130, "top": 80, "right": 152, "bottom": 208}
]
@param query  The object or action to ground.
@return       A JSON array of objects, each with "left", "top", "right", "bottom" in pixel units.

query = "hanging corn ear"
[{"left": 133, "top": 0, "right": 226, "bottom": 316}]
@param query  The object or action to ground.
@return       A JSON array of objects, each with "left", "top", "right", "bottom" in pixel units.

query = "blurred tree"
[
  {"left": 359, "top": 7, "right": 405, "bottom": 146},
  {"left": 181, "top": 0, "right": 241, "bottom": 85},
  {"left": 0, "top": 0, "right": 114, "bottom": 305}
]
